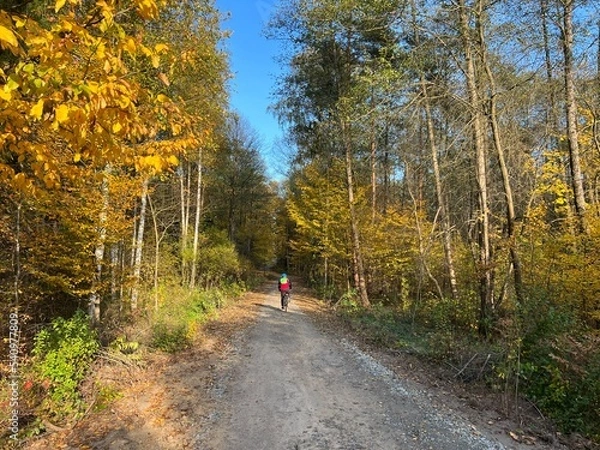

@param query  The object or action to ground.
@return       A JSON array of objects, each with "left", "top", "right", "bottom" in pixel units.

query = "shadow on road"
[{"left": 254, "top": 303, "right": 292, "bottom": 313}]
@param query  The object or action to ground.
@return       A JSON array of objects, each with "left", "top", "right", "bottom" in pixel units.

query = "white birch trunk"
[
  {"left": 130, "top": 178, "right": 149, "bottom": 311},
  {"left": 190, "top": 147, "right": 203, "bottom": 288},
  {"left": 89, "top": 170, "right": 109, "bottom": 322}
]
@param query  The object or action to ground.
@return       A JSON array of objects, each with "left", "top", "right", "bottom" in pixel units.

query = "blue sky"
[{"left": 215, "top": 0, "right": 287, "bottom": 178}]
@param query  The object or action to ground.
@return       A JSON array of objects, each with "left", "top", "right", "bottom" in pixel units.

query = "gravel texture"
[
  {"left": 18, "top": 283, "right": 576, "bottom": 450},
  {"left": 198, "top": 287, "right": 568, "bottom": 450}
]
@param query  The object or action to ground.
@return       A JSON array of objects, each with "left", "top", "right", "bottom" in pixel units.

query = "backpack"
[{"left": 279, "top": 276, "right": 290, "bottom": 291}]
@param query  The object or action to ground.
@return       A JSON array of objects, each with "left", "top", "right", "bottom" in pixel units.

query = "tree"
[
  {"left": 271, "top": 0, "right": 403, "bottom": 307},
  {"left": 0, "top": 0, "right": 223, "bottom": 321},
  {"left": 145, "top": 0, "right": 229, "bottom": 286},
  {"left": 475, "top": 0, "right": 524, "bottom": 304},
  {"left": 561, "top": 0, "right": 588, "bottom": 233},
  {"left": 409, "top": 0, "right": 459, "bottom": 301},
  {"left": 204, "top": 115, "right": 277, "bottom": 269}
]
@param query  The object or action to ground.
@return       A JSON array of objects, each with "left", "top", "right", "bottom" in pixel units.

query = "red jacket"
[{"left": 278, "top": 276, "right": 291, "bottom": 292}]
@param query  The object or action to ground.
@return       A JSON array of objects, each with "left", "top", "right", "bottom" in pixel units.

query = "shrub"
[
  {"left": 521, "top": 333, "right": 600, "bottom": 440},
  {"left": 31, "top": 310, "right": 99, "bottom": 421},
  {"left": 505, "top": 291, "right": 600, "bottom": 441},
  {"left": 149, "top": 280, "right": 247, "bottom": 353},
  {"left": 150, "top": 323, "right": 189, "bottom": 353}
]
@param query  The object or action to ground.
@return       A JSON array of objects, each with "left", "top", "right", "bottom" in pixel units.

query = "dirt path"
[
  {"left": 197, "top": 286, "right": 566, "bottom": 450},
  {"left": 20, "top": 282, "right": 575, "bottom": 450}
]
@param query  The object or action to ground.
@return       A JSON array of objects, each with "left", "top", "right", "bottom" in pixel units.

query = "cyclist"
[{"left": 278, "top": 273, "right": 292, "bottom": 310}]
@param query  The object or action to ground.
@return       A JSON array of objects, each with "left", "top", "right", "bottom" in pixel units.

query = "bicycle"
[{"left": 281, "top": 291, "right": 290, "bottom": 312}]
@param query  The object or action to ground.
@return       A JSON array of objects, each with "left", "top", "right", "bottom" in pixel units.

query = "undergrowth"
[
  {"left": 0, "top": 281, "right": 250, "bottom": 448},
  {"left": 150, "top": 282, "right": 246, "bottom": 352},
  {"left": 30, "top": 310, "right": 100, "bottom": 425},
  {"left": 332, "top": 292, "right": 600, "bottom": 445}
]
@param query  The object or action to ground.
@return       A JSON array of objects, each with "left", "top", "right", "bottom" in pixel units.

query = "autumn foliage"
[
  {"left": 1, "top": 0, "right": 600, "bottom": 445},
  {"left": 0, "top": 0, "right": 275, "bottom": 436},
  {"left": 270, "top": 0, "right": 600, "bottom": 442}
]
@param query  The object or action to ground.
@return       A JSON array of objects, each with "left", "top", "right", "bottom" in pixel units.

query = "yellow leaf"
[
  {"left": 13, "top": 173, "right": 30, "bottom": 191},
  {"left": 0, "top": 88, "right": 11, "bottom": 101},
  {"left": 140, "top": 45, "right": 152, "bottom": 58},
  {"left": 155, "top": 43, "right": 168, "bottom": 53},
  {"left": 112, "top": 122, "right": 122, "bottom": 133},
  {"left": 82, "top": 82, "right": 99, "bottom": 95},
  {"left": 30, "top": 99, "right": 44, "bottom": 120},
  {"left": 0, "top": 25, "right": 18, "bottom": 47},
  {"left": 96, "top": 42, "right": 106, "bottom": 59},
  {"left": 156, "top": 94, "right": 168, "bottom": 103},
  {"left": 135, "top": 0, "right": 158, "bottom": 19},
  {"left": 125, "top": 38, "right": 136, "bottom": 55},
  {"left": 118, "top": 96, "right": 130, "bottom": 109},
  {"left": 55, "top": 104, "right": 69, "bottom": 123},
  {"left": 60, "top": 19, "right": 72, "bottom": 32},
  {"left": 73, "top": 153, "right": 81, "bottom": 162},
  {"left": 55, "top": 0, "right": 67, "bottom": 12},
  {"left": 13, "top": 17, "right": 26, "bottom": 29},
  {"left": 6, "top": 78, "right": 18, "bottom": 91},
  {"left": 138, "top": 155, "right": 163, "bottom": 173},
  {"left": 151, "top": 54, "right": 160, "bottom": 69},
  {"left": 43, "top": 172, "right": 57, "bottom": 189}
]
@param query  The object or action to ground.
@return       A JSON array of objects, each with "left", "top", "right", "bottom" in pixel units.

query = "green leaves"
[{"left": 32, "top": 311, "right": 100, "bottom": 420}]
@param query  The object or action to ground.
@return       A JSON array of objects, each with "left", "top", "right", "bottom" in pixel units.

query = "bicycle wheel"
[{"left": 282, "top": 293, "right": 289, "bottom": 311}]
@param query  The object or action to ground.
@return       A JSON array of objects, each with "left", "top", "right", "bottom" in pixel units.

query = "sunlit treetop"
[{"left": 0, "top": 0, "right": 202, "bottom": 193}]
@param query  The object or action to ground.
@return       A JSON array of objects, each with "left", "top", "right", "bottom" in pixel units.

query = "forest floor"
[{"left": 19, "top": 281, "right": 598, "bottom": 450}]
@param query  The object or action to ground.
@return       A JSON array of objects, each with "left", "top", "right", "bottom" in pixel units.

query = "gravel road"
[{"left": 198, "top": 288, "right": 562, "bottom": 450}]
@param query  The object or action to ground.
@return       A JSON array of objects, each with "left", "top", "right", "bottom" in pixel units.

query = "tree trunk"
[
  {"left": 190, "top": 147, "right": 203, "bottom": 288},
  {"left": 370, "top": 113, "right": 377, "bottom": 222},
  {"left": 179, "top": 161, "right": 193, "bottom": 283},
  {"left": 148, "top": 196, "right": 160, "bottom": 311},
  {"left": 421, "top": 80, "right": 459, "bottom": 301},
  {"left": 541, "top": 0, "right": 558, "bottom": 136},
  {"left": 131, "top": 178, "right": 149, "bottom": 311},
  {"left": 88, "top": 170, "right": 109, "bottom": 322},
  {"left": 179, "top": 163, "right": 188, "bottom": 282},
  {"left": 341, "top": 119, "right": 370, "bottom": 307},
  {"left": 382, "top": 134, "right": 390, "bottom": 215},
  {"left": 476, "top": 2, "right": 524, "bottom": 304},
  {"left": 562, "top": 0, "right": 588, "bottom": 233},
  {"left": 110, "top": 245, "right": 119, "bottom": 304},
  {"left": 412, "top": 0, "right": 459, "bottom": 300},
  {"left": 459, "top": 0, "right": 493, "bottom": 335}
]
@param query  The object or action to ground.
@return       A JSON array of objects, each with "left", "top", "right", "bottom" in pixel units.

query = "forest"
[
  {"left": 0, "top": 0, "right": 282, "bottom": 441},
  {"left": 270, "top": 0, "right": 600, "bottom": 442},
  {"left": 0, "top": 0, "right": 599, "bottom": 445}
]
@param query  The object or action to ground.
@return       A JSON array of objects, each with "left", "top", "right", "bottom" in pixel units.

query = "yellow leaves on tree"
[
  {"left": 287, "top": 161, "right": 350, "bottom": 264},
  {"left": 136, "top": 154, "right": 176, "bottom": 174},
  {"left": 0, "top": 0, "right": 194, "bottom": 193},
  {"left": 0, "top": 11, "right": 20, "bottom": 53},
  {"left": 133, "top": 0, "right": 161, "bottom": 20},
  {"left": 0, "top": 24, "right": 18, "bottom": 47}
]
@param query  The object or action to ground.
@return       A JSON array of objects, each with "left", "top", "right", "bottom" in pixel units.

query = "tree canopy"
[{"left": 270, "top": 0, "right": 600, "bottom": 439}]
